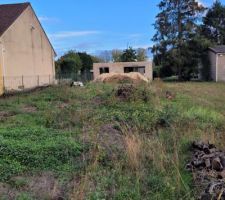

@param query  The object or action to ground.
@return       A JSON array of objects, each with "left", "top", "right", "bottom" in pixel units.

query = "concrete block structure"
[
  {"left": 93, "top": 61, "right": 153, "bottom": 81},
  {"left": 0, "top": 2, "right": 56, "bottom": 94}
]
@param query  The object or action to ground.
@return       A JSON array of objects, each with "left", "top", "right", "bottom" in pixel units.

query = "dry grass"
[
  {"left": 0, "top": 82, "right": 225, "bottom": 199},
  {"left": 124, "top": 134, "right": 142, "bottom": 171}
]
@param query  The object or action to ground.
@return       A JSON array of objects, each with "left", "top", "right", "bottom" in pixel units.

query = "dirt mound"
[
  {"left": 187, "top": 141, "right": 225, "bottom": 200},
  {"left": 94, "top": 72, "right": 149, "bottom": 84},
  {"left": 115, "top": 84, "right": 149, "bottom": 102},
  {"left": 115, "top": 84, "right": 137, "bottom": 100}
]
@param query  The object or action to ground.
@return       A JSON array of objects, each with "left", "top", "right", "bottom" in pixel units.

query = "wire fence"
[{"left": 0, "top": 72, "right": 93, "bottom": 95}]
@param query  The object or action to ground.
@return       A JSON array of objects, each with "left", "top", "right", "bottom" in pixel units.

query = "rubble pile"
[{"left": 187, "top": 141, "right": 225, "bottom": 200}]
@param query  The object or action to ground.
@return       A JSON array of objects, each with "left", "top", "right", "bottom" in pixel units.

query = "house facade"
[
  {"left": 0, "top": 2, "right": 56, "bottom": 94},
  {"left": 209, "top": 46, "right": 225, "bottom": 82},
  {"left": 93, "top": 61, "right": 153, "bottom": 81}
]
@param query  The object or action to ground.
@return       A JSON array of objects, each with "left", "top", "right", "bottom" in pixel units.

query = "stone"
[
  {"left": 218, "top": 170, "right": 225, "bottom": 179},
  {"left": 212, "top": 157, "right": 223, "bottom": 171},
  {"left": 205, "top": 159, "right": 211, "bottom": 168}
]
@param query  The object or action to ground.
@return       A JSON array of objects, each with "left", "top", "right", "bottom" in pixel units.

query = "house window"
[
  {"left": 124, "top": 67, "right": 145, "bottom": 75},
  {"left": 100, "top": 67, "right": 109, "bottom": 74}
]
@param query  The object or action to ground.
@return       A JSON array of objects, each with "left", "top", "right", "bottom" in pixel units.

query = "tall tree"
[
  {"left": 56, "top": 51, "right": 82, "bottom": 74},
  {"left": 120, "top": 47, "right": 137, "bottom": 62},
  {"left": 78, "top": 52, "right": 93, "bottom": 72},
  {"left": 202, "top": 0, "right": 225, "bottom": 45},
  {"left": 136, "top": 48, "right": 147, "bottom": 61},
  {"left": 112, "top": 49, "right": 123, "bottom": 62},
  {"left": 152, "top": 0, "right": 205, "bottom": 80}
]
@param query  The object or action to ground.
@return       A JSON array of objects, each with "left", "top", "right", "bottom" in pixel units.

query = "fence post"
[
  {"left": 2, "top": 76, "right": 5, "bottom": 93},
  {"left": 37, "top": 75, "right": 39, "bottom": 86},
  {"left": 49, "top": 74, "right": 51, "bottom": 84},
  {"left": 22, "top": 75, "right": 24, "bottom": 89}
]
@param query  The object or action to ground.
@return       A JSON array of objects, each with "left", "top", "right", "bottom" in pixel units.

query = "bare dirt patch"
[
  {"left": 0, "top": 182, "right": 19, "bottom": 200},
  {"left": 82, "top": 123, "right": 125, "bottom": 161},
  {"left": 57, "top": 102, "right": 69, "bottom": 109},
  {"left": 21, "top": 105, "right": 38, "bottom": 113},
  {"left": 99, "top": 124, "right": 125, "bottom": 152},
  {"left": 0, "top": 172, "right": 65, "bottom": 200},
  {"left": 0, "top": 111, "right": 16, "bottom": 121}
]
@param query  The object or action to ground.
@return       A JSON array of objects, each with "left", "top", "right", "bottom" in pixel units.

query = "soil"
[
  {"left": 0, "top": 111, "right": 16, "bottom": 121},
  {"left": 21, "top": 105, "right": 38, "bottom": 113},
  {"left": 94, "top": 72, "right": 149, "bottom": 84},
  {"left": 0, "top": 172, "right": 65, "bottom": 200},
  {"left": 115, "top": 84, "right": 137, "bottom": 101}
]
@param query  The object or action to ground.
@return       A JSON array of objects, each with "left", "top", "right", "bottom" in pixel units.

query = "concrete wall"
[
  {"left": 209, "top": 51, "right": 225, "bottom": 82},
  {"left": 0, "top": 6, "right": 55, "bottom": 92},
  {"left": 217, "top": 54, "right": 225, "bottom": 82},
  {"left": 0, "top": 43, "right": 4, "bottom": 94},
  {"left": 209, "top": 51, "right": 217, "bottom": 81},
  {"left": 93, "top": 61, "right": 152, "bottom": 81}
]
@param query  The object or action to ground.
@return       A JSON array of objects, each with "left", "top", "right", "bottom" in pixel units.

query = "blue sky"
[{"left": 1, "top": 0, "right": 222, "bottom": 56}]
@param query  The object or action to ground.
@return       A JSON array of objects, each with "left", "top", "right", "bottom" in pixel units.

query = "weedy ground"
[{"left": 0, "top": 81, "right": 225, "bottom": 200}]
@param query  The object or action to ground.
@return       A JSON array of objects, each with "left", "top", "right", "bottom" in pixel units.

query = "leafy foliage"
[
  {"left": 56, "top": 51, "right": 103, "bottom": 75},
  {"left": 202, "top": 0, "right": 225, "bottom": 45},
  {"left": 120, "top": 47, "right": 137, "bottom": 62},
  {"left": 152, "top": 0, "right": 206, "bottom": 80},
  {"left": 56, "top": 51, "right": 82, "bottom": 74}
]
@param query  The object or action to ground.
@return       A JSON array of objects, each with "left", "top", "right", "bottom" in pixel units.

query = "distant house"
[
  {"left": 0, "top": 2, "right": 56, "bottom": 94},
  {"left": 93, "top": 61, "right": 153, "bottom": 80},
  {"left": 209, "top": 46, "right": 225, "bottom": 82}
]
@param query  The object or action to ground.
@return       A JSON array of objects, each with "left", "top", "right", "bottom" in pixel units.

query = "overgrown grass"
[{"left": 0, "top": 82, "right": 225, "bottom": 199}]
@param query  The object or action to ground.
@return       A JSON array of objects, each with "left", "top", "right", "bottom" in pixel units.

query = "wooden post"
[{"left": 49, "top": 74, "right": 51, "bottom": 84}]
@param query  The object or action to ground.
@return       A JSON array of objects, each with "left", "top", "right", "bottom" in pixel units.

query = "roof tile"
[
  {"left": 0, "top": 2, "right": 30, "bottom": 36},
  {"left": 209, "top": 45, "right": 225, "bottom": 54}
]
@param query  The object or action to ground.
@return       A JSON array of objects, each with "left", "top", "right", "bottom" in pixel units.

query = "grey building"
[{"left": 209, "top": 46, "right": 225, "bottom": 82}]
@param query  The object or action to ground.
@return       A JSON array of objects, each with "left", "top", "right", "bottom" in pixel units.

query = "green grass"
[{"left": 0, "top": 82, "right": 224, "bottom": 199}]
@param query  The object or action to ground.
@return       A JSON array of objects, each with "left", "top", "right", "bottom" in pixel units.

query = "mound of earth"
[{"left": 94, "top": 72, "right": 149, "bottom": 84}]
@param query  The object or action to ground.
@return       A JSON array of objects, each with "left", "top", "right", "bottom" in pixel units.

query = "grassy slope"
[{"left": 0, "top": 82, "right": 224, "bottom": 199}]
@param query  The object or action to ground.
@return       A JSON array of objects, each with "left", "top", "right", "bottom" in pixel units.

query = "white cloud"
[
  {"left": 38, "top": 16, "right": 60, "bottom": 23},
  {"left": 133, "top": 44, "right": 153, "bottom": 50},
  {"left": 49, "top": 31, "right": 101, "bottom": 39}
]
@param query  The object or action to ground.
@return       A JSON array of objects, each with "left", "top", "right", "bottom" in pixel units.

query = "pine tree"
[
  {"left": 202, "top": 0, "right": 225, "bottom": 45},
  {"left": 152, "top": 0, "right": 205, "bottom": 80},
  {"left": 120, "top": 47, "right": 137, "bottom": 62}
]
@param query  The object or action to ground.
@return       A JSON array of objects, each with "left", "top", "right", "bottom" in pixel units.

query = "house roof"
[
  {"left": 0, "top": 2, "right": 30, "bottom": 37},
  {"left": 0, "top": 2, "right": 56, "bottom": 56},
  {"left": 209, "top": 46, "right": 225, "bottom": 54}
]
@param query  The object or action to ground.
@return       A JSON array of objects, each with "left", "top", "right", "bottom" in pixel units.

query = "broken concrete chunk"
[
  {"left": 220, "top": 157, "right": 225, "bottom": 168},
  {"left": 205, "top": 159, "right": 211, "bottom": 168},
  {"left": 218, "top": 170, "right": 225, "bottom": 179},
  {"left": 212, "top": 157, "right": 223, "bottom": 171},
  {"left": 187, "top": 141, "right": 225, "bottom": 200}
]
